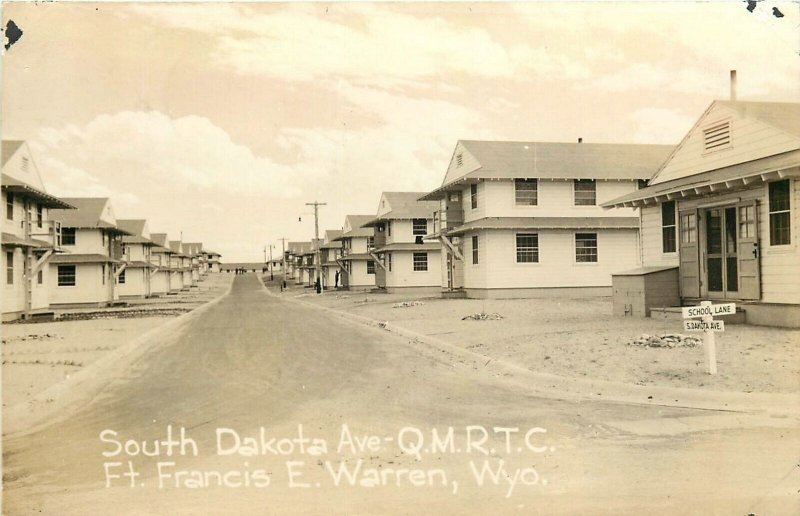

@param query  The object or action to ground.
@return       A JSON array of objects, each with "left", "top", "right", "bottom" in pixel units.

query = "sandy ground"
[
  {"left": 4, "top": 274, "right": 798, "bottom": 515},
  {"left": 276, "top": 283, "right": 800, "bottom": 394},
  {"left": 2, "top": 274, "right": 233, "bottom": 410}
]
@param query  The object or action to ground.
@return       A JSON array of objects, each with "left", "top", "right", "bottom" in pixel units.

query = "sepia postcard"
[{"left": 1, "top": 1, "right": 799, "bottom": 514}]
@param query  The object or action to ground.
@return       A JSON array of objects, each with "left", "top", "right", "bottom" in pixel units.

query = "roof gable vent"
[
  {"left": 455, "top": 153, "right": 463, "bottom": 167},
  {"left": 703, "top": 121, "right": 731, "bottom": 152}
]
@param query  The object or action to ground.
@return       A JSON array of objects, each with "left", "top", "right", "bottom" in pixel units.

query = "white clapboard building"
[{"left": 421, "top": 140, "right": 673, "bottom": 298}]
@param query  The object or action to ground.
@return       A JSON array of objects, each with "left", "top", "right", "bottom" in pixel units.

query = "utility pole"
[
  {"left": 305, "top": 201, "right": 326, "bottom": 292},
  {"left": 278, "top": 237, "right": 288, "bottom": 287},
  {"left": 268, "top": 244, "right": 274, "bottom": 280}
]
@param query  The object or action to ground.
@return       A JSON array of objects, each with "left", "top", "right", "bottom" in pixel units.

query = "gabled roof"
[
  {"left": 323, "top": 229, "right": 343, "bottom": 243},
  {"left": 364, "top": 192, "right": 438, "bottom": 227},
  {"left": 117, "top": 219, "right": 153, "bottom": 245},
  {"left": 168, "top": 241, "right": 188, "bottom": 257},
  {"left": 50, "top": 198, "right": 130, "bottom": 234},
  {"left": 1, "top": 141, "right": 24, "bottom": 167},
  {"left": 715, "top": 100, "right": 800, "bottom": 138},
  {"left": 149, "top": 233, "right": 173, "bottom": 253},
  {"left": 336, "top": 215, "right": 374, "bottom": 239},
  {"left": 1, "top": 174, "right": 75, "bottom": 209},
  {"left": 422, "top": 140, "right": 673, "bottom": 200},
  {"left": 287, "top": 241, "right": 313, "bottom": 254}
]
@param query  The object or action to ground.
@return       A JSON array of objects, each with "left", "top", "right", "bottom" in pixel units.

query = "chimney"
[
  {"left": 578, "top": 137, "right": 583, "bottom": 143},
  {"left": 730, "top": 70, "right": 737, "bottom": 101}
]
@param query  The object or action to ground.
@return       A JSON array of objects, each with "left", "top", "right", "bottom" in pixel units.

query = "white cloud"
[
  {"left": 630, "top": 107, "right": 696, "bottom": 145},
  {"left": 128, "top": 3, "right": 587, "bottom": 84},
  {"left": 33, "top": 111, "right": 301, "bottom": 199}
]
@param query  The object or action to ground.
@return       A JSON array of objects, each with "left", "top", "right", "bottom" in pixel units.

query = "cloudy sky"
[{"left": 2, "top": 1, "right": 798, "bottom": 261}]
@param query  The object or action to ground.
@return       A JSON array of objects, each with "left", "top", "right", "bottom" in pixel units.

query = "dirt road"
[{"left": 3, "top": 274, "right": 798, "bottom": 515}]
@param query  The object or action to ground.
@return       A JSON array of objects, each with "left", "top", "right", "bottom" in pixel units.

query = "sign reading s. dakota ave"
[
  {"left": 682, "top": 303, "right": 736, "bottom": 319},
  {"left": 683, "top": 320, "right": 725, "bottom": 332}
]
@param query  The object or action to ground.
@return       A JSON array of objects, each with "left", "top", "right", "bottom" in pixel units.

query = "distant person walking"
[
  {"left": 315, "top": 277, "right": 321, "bottom": 294},
  {"left": 334, "top": 270, "right": 340, "bottom": 289}
]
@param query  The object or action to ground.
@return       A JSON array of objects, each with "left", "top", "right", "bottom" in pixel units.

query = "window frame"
[
  {"left": 57, "top": 264, "right": 76, "bottom": 287},
  {"left": 573, "top": 179, "right": 597, "bottom": 206},
  {"left": 61, "top": 227, "right": 76, "bottom": 246},
  {"left": 768, "top": 179, "right": 791, "bottom": 247},
  {"left": 575, "top": 232, "right": 599, "bottom": 264},
  {"left": 412, "top": 252, "right": 428, "bottom": 272},
  {"left": 118, "top": 268, "right": 126, "bottom": 284},
  {"left": 515, "top": 233, "right": 539, "bottom": 264},
  {"left": 6, "top": 250, "right": 14, "bottom": 285},
  {"left": 661, "top": 201, "right": 677, "bottom": 254},
  {"left": 471, "top": 235, "right": 479, "bottom": 265},
  {"left": 6, "top": 192, "right": 14, "bottom": 220},
  {"left": 36, "top": 203, "right": 43, "bottom": 228},
  {"left": 412, "top": 218, "right": 428, "bottom": 236},
  {"left": 514, "top": 179, "right": 538, "bottom": 206},
  {"left": 366, "top": 260, "right": 376, "bottom": 275},
  {"left": 470, "top": 184, "right": 478, "bottom": 210}
]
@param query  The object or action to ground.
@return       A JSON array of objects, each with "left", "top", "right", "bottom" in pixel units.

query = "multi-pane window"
[
  {"left": 681, "top": 213, "right": 697, "bottom": 244},
  {"left": 575, "top": 233, "right": 598, "bottom": 262},
  {"left": 387, "top": 253, "right": 392, "bottom": 272},
  {"left": 412, "top": 218, "right": 428, "bottom": 235},
  {"left": 662, "top": 201, "right": 677, "bottom": 253},
  {"left": 515, "top": 179, "right": 538, "bottom": 206},
  {"left": 6, "top": 193, "right": 14, "bottom": 220},
  {"left": 769, "top": 180, "right": 791, "bottom": 245},
  {"left": 515, "top": 233, "right": 539, "bottom": 263},
  {"left": 36, "top": 204, "right": 43, "bottom": 228},
  {"left": 366, "top": 260, "right": 375, "bottom": 274},
  {"left": 58, "top": 265, "right": 76, "bottom": 286},
  {"left": 573, "top": 179, "right": 596, "bottom": 206},
  {"left": 738, "top": 205, "right": 755, "bottom": 240},
  {"left": 413, "top": 252, "right": 428, "bottom": 271},
  {"left": 367, "top": 236, "right": 374, "bottom": 250},
  {"left": 470, "top": 184, "right": 478, "bottom": 209},
  {"left": 118, "top": 269, "right": 126, "bottom": 284},
  {"left": 6, "top": 251, "right": 13, "bottom": 284},
  {"left": 387, "top": 221, "right": 392, "bottom": 237},
  {"left": 472, "top": 235, "right": 479, "bottom": 264},
  {"left": 61, "top": 227, "right": 76, "bottom": 246}
]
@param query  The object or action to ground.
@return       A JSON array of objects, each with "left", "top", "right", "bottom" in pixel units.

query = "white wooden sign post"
[{"left": 681, "top": 300, "right": 735, "bottom": 375}]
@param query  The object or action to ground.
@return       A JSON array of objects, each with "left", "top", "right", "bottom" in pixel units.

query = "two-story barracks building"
[{"left": 421, "top": 140, "right": 673, "bottom": 299}]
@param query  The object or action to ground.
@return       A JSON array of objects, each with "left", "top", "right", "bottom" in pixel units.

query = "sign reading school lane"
[
  {"left": 681, "top": 303, "right": 736, "bottom": 319},
  {"left": 681, "top": 301, "right": 735, "bottom": 375}
]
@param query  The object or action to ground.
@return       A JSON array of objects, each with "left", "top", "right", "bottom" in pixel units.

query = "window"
[
  {"left": 662, "top": 201, "right": 677, "bottom": 253},
  {"left": 6, "top": 251, "right": 13, "bottom": 284},
  {"left": 574, "top": 180, "right": 596, "bottom": 206},
  {"left": 387, "top": 253, "right": 392, "bottom": 272},
  {"left": 58, "top": 265, "right": 76, "bottom": 286},
  {"left": 412, "top": 218, "right": 427, "bottom": 235},
  {"left": 102, "top": 264, "right": 106, "bottom": 285},
  {"left": 681, "top": 213, "right": 697, "bottom": 244},
  {"left": 515, "top": 233, "right": 539, "bottom": 263},
  {"left": 472, "top": 235, "right": 479, "bottom": 264},
  {"left": 37, "top": 269, "right": 43, "bottom": 285},
  {"left": 36, "top": 204, "right": 43, "bottom": 228},
  {"left": 387, "top": 221, "right": 392, "bottom": 237},
  {"left": 367, "top": 236, "right": 375, "bottom": 250},
  {"left": 769, "top": 180, "right": 791, "bottom": 245},
  {"left": 637, "top": 179, "right": 648, "bottom": 190},
  {"left": 6, "top": 192, "right": 13, "bottom": 220},
  {"left": 738, "top": 205, "right": 755, "bottom": 240},
  {"left": 117, "top": 269, "right": 126, "bottom": 284},
  {"left": 515, "top": 179, "right": 538, "bottom": 206},
  {"left": 575, "top": 233, "right": 598, "bottom": 262},
  {"left": 413, "top": 252, "right": 428, "bottom": 271},
  {"left": 703, "top": 121, "right": 731, "bottom": 152},
  {"left": 470, "top": 184, "right": 478, "bottom": 209},
  {"left": 62, "top": 227, "right": 76, "bottom": 246},
  {"left": 367, "top": 260, "right": 375, "bottom": 274}
]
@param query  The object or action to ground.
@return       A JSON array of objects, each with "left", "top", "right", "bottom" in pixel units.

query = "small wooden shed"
[{"left": 612, "top": 266, "right": 680, "bottom": 317}]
